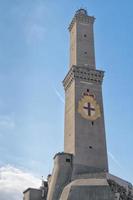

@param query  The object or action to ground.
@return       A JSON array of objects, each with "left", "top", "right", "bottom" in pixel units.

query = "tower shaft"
[
  {"left": 63, "top": 9, "right": 108, "bottom": 175},
  {"left": 69, "top": 9, "right": 96, "bottom": 69}
]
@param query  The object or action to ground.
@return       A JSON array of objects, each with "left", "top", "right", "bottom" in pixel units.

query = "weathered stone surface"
[
  {"left": 63, "top": 8, "right": 108, "bottom": 178},
  {"left": 23, "top": 188, "right": 47, "bottom": 200},
  {"left": 60, "top": 178, "right": 114, "bottom": 200},
  {"left": 69, "top": 9, "right": 96, "bottom": 68},
  {"left": 47, "top": 153, "right": 72, "bottom": 200}
]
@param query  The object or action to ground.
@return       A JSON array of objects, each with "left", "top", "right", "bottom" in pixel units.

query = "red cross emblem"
[{"left": 83, "top": 102, "right": 95, "bottom": 116}]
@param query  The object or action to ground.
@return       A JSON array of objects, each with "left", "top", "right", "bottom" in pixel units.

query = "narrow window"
[
  {"left": 89, "top": 146, "right": 93, "bottom": 149},
  {"left": 84, "top": 34, "right": 87, "bottom": 37},
  {"left": 66, "top": 158, "right": 70, "bottom": 162},
  {"left": 91, "top": 121, "right": 94, "bottom": 126}
]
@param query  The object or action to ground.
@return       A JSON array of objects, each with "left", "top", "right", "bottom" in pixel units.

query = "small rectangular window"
[
  {"left": 66, "top": 158, "right": 71, "bottom": 162},
  {"left": 92, "top": 121, "right": 94, "bottom": 126}
]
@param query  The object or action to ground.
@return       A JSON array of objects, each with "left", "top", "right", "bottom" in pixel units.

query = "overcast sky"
[{"left": 0, "top": 0, "right": 133, "bottom": 199}]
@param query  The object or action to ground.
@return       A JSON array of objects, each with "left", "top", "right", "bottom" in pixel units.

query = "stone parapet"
[{"left": 68, "top": 9, "right": 95, "bottom": 31}]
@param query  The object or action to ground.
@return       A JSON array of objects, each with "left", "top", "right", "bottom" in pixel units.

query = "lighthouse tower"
[
  {"left": 23, "top": 9, "right": 133, "bottom": 200},
  {"left": 47, "top": 9, "right": 133, "bottom": 200},
  {"left": 64, "top": 8, "right": 108, "bottom": 176}
]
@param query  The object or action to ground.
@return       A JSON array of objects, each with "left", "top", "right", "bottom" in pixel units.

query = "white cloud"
[
  {"left": 10, "top": 2, "right": 47, "bottom": 45},
  {"left": 0, "top": 165, "right": 41, "bottom": 200},
  {"left": 23, "top": 3, "right": 47, "bottom": 44},
  {"left": 0, "top": 115, "right": 15, "bottom": 130},
  {"left": 25, "top": 23, "right": 46, "bottom": 44}
]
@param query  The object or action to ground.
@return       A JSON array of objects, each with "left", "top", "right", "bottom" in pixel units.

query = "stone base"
[
  {"left": 46, "top": 153, "right": 133, "bottom": 200},
  {"left": 60, "top": 178, "right": 114, "bottom": 200}
]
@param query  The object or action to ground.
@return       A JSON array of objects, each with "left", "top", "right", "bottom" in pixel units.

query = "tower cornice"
[
  {"left": 68, "top": 12, "right": 95, "bottom": 31},
  {"left": 63, "top": 65, "right": 104, "bottom": 91}
]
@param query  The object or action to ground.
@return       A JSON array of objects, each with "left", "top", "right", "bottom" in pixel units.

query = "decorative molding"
[{"left": 63, "top": 65, "right": 104, "bottom": 91}]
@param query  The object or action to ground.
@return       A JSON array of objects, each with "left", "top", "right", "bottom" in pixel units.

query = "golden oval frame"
[{"left": 78, "top": 96, "right": 101, "bottom": 121}]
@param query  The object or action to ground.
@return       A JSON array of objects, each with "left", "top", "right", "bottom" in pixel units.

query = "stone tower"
[
  {"left": 23, "top": 9, "right": 133, "bottom": 200},
  {"left": 64, "top": 8, "right": 108, "bottom": 176},
  {"left": 46, "top": 9, "right": 133, "bottom": 200},
  {"left": 69, "top": 9, "right": 95, "bottom": 68}
]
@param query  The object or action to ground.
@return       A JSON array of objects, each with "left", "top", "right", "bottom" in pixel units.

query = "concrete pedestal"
[{"left": 60, "top": 178, "right": 114, "bottom": 200}]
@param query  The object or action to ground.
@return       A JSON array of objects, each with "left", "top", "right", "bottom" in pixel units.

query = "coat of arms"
[{"left": 78, "top": 89, "right": 101, "bottom": 121}]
